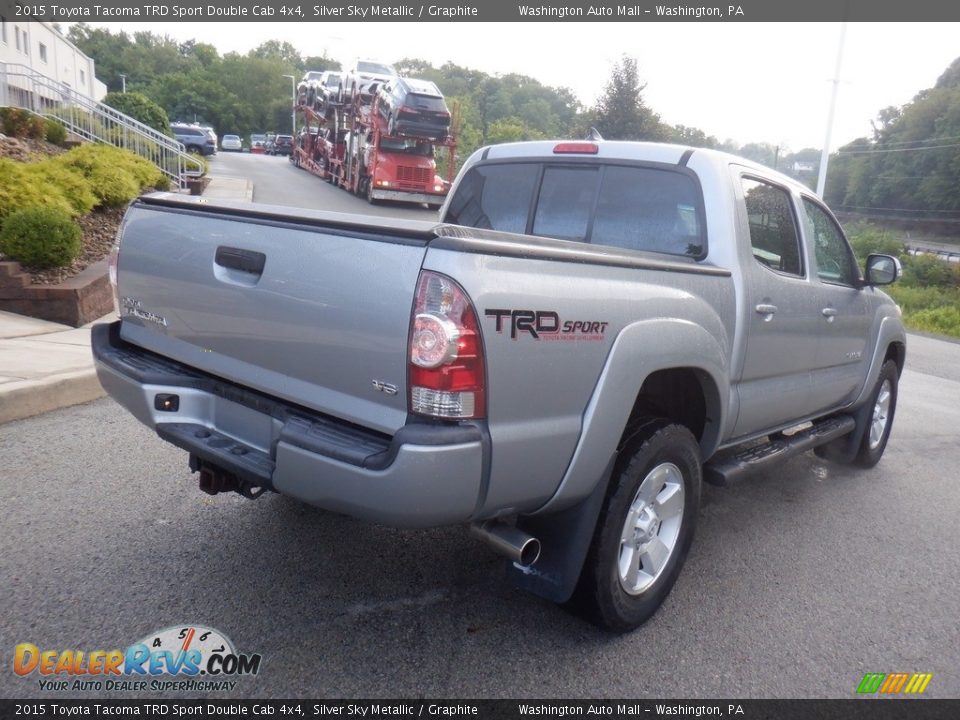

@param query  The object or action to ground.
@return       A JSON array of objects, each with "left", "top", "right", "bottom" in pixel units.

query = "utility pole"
[
  {"left": 119, "top": 74, "right": 127, "bottom": 93},
  {"left": 816, "top": 19, "right": 848, "bottom": 198},
  {"left": 282, "top": 74, "right": 297, "bottom": 136}
]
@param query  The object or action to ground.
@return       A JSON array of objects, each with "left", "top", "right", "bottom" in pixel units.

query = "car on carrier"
[
  {"left": 377, "top": 78, "right": 451, "bottom": 140},
  {"left": 339, "top": 60, "right": 397, "bottom": 103}
]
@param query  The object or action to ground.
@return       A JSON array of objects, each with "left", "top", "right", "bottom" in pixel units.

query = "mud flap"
[
  {"left": 814, "top": 402, "right": 872, "bottom": 465},
  {"left": 508, "top": 457, "right": 614, "bottom": 604}
]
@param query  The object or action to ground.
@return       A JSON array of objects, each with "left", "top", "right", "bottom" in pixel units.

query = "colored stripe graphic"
[
  {"left": 857, "top": 673, "right": 885, "bottom": 694},
  {"left": 857, "top": 672, "right": 932, "bottom": 694},
  {"left": 880, "top": 673, "right": 909, "bottom": 693},
  {"left": 904, "top": 673, "right": 933, "bottom": 694}
]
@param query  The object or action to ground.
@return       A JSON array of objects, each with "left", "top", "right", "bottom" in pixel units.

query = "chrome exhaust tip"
[{"left": 470, "top": 520, "right": 541, "bottom": 567}]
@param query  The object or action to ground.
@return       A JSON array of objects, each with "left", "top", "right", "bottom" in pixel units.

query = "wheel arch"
[{"left": 534, "top": 317, "right": 729, "bottom": 516}]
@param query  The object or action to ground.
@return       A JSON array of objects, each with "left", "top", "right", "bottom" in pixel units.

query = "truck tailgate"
[{"left": 116, "top": 196, "right": 435, "bottom": 434}]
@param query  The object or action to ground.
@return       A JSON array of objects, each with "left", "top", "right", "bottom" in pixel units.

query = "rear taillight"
[
  {"left": 409, "top": 271, "right": 485, "bottom": 419},
  {"left": 108, "top": 226, "right": 122, "bottom": 312}
]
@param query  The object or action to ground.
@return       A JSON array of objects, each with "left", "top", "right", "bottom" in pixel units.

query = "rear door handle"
[
  {"left": 822, "top": 307, "right": 838, "bottom": 321},
  {"left": 755, "top": 304, "right": 778, "bottom": 315},
  {"left": 215, "top": 246, "right": 266, "bottom": 275}
]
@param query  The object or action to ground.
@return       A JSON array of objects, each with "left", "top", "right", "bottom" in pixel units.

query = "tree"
[
  {"left": 102, "top": 91, "right": 171, "bottom": 135},
  {"left": 592, "top": 56, "right": 663, "bottom": 141}
]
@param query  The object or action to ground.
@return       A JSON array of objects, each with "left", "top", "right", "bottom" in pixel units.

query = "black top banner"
[
  {"left": 3, "top": 0, "right": 960, "bottom": 22},
  {"left": 1, "top": 700, "right": 959, "bottom": 720}
]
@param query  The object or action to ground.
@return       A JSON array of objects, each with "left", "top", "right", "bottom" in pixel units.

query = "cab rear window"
[{"left": 444, "top": 161, "right": 705, "bottom": 258}]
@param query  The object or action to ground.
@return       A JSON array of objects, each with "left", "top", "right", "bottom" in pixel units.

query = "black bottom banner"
[{"left": 1, "top": 700, "right": 958, "bottom": 720}]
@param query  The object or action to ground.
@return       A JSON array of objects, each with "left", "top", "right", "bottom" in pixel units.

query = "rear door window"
[{"left": 741, "top": 177, "right": 803, "bottom": 276}]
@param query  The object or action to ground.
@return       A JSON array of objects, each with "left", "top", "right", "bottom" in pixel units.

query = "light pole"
[
  {"left": 119, "top": 74, "right": 127, "bottom": 93},
  {"left": 282, "top": 74, "right": 296, "bottom": 137},
  {"left": 816, "top": 21, "right": 848, "bottom": 198}
]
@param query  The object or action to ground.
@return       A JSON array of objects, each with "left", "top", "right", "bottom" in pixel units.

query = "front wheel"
[
  {"left": 574, "top": 420, "right": 701, "bottom": 633},
  {"left": 853, "top": 359, "right": 899, "bottom": 468}
]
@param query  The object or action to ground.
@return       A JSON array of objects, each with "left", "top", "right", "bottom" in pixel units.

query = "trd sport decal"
[{"left": 485, "top": 309, "right": 608, "bottom": 341}]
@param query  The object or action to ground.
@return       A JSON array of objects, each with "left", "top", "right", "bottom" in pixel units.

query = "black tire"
[
  {"left": 574, "top": 420, "right": 701, "bottom": 633},
  {"left": 853, "top": 359, "right": 899, "bottom": 468},
  {"left": 364, "top": 177, "right": 380, "bottom": 205},
  {"left": 387, "top": 115, "right": 396, "bottom": 137}
]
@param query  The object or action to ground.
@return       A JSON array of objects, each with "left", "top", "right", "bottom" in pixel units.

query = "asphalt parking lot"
[{"left": 2, "top": 333, "right": 958, "bottom": 699}]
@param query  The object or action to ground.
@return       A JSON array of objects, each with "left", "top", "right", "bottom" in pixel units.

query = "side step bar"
[{"left": 704, "top": 415, "right": 856, "bottom": 486}]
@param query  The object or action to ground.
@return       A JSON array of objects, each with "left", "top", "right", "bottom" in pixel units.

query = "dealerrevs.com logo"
[{"left": 13, "top": 625, "right": 262, "bottom": 692}]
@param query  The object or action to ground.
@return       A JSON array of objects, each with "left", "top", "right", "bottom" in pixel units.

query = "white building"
[{"left": 0, "top": 19, "right": 107, "bottom": 103}]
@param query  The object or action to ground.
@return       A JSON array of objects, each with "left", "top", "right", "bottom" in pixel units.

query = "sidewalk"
[{"left": 0, "top": 175, "right": 253, "bottom": 424}]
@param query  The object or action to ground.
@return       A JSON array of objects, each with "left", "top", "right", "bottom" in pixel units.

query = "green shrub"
[
  {"left": 887, "top": 284, "right": 957, "bottom": 314},
  {"left": 0, "top": 159, "right": 75, "bottom": 221},
  {"left": 25, "top": 160, "right": 98, "bottom": 217},
  {"left": 87, "top": 166, "right": 142, "bottom": 207},
  {"left": 901, "top": 253, "right": 957, "bottom": 288},
  {"left": 102, "top": 91, "right": 172, "bottom": 136},
  {"left": 1, "top": 108, "right": 35, "bottom": 138},
  {"left": 44, "top": 118, "right": 67, "bottom": 145},
  {"left": 909, "top": 305, "right": 960, "bottom": 338},
  {"left": 847, "top": 225, "right": 906, "bottom": 266},
  {"left": 0, "top": 207, "right": 82, "bottom": 269},
  {"left": 60, "top": 143, "right": 168, "bottom": 202}
]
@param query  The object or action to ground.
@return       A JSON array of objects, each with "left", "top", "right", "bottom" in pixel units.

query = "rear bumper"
[
  {"left": 394, "top": 119, "right": 450, "bottom": 140},
  {"left": 92, "top": 322, "right": 484, "bottom": 528}
]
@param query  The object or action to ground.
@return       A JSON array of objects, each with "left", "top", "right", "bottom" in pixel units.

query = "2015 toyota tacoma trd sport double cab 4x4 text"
[{"left": 93, "top": 140, "right": 905, "bottom": 632}]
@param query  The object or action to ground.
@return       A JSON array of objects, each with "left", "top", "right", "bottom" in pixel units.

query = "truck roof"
[{"left": 477, "top": 140, "right": 809, "bottom": 194}]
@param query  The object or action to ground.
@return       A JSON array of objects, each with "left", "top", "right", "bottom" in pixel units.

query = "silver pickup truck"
[{"left": 93, "top": 140, "right": 905, "bottom": 632}]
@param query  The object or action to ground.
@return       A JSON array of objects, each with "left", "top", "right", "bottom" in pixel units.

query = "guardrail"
[{"left": 0, "top": 62, "right": 203, "bottom": 189}]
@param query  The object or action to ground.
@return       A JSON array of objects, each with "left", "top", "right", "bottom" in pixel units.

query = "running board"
[{"left": 704, "top": 415, "right": 856, "bottom": 486}]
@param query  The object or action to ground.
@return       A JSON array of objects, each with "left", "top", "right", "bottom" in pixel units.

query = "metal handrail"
[{"left": 0, "top": 62, "right": 203, "bottom": 189}]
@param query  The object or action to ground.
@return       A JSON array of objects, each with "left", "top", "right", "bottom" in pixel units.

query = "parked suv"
[
  {"left": 171, "top": 124, "right": 217, "bottom": 156},
  {"left": 270, "top": 135, "right": 294, "bottom": 156},
  {"left": 377, "top": 78, "right": 451, "bottom": 139}
]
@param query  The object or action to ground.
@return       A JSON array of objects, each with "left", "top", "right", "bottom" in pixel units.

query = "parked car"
[
  {"left": 270, "top": 135, "right": 294, "bottom": 156},
  {"left": 221, "top": 134, "right": 243, "bottom": 152},
  {"left": 250, "top": 134, "right": 267, "bottom": 154},
  {"left": 172, "top": 123, "right": 217, "bottom": 156},
  {"left": 377, "top": 78, "right": 451, "bottom": 140},
  {"left": 340, "top": 60, "right": 397, "bottom": 102}
]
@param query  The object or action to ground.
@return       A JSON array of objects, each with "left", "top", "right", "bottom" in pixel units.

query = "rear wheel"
[{"left": 574, "top": 420, "right": 701, "bottom": 633}]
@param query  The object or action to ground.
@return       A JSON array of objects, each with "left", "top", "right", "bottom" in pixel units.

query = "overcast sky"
[{"left": 79, "top": 21, "right": 959, "bottom": 151}]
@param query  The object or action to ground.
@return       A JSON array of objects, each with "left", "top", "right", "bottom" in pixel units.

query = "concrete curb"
[{"left": 0, "top": 367, "right": 105, "bottom": 425}]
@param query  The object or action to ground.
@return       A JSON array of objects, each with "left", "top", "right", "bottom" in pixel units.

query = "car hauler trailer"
[{"left": 291, "top": 81, "right": 455, "bottom": 208}]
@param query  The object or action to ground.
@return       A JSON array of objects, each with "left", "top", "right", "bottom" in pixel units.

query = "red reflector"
[{"left": 553, "top": 142, "right": 599, "bottom": 155}]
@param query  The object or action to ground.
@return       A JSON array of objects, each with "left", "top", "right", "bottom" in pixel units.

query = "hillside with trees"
[{"left": 825, "top": 57, "right": 960, "bottom": 221}]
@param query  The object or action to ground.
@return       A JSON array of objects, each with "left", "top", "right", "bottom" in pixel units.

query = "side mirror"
[{"left": 864, "top": 254, "right": 901, "bottom": 286}]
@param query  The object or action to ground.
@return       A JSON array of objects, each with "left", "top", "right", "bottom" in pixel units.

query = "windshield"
[
  {"left": 304, "top": 72, "right": 324, "bottom": 82},
  {"left": 379, "top": 137, "right": 433, "bottom": 156},
  {"left": 251, "top": 134, "right": 266, "bottom": 142},
  {"left": 324, "top": 73, "right": 342, "bottom": 87}
]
